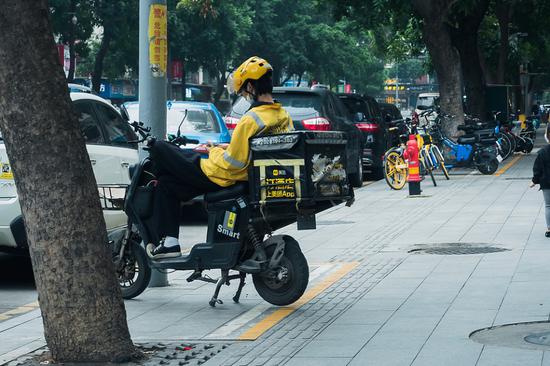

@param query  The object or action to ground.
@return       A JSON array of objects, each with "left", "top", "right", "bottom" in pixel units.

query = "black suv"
[
  {"left": 378, "top": 102, "right": 406, "bottom": 147},
  {"left": 338, "top": 94, "right": 390, "bottom": 179},
  {"left": 227, "top": 87, "right": 364, "bottom": 187}
]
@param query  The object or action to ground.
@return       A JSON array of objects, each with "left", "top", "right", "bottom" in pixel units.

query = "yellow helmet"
[{"left": 227, "top": 56, "right": 272, "bottom": 95}]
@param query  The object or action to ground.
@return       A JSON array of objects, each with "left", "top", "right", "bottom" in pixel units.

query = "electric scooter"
[
  {"left": 420, "top": 110, "right": 500, "bottom": 175},
  {"left": 109, "top": 122, "right": 354, "bottom": 307}
]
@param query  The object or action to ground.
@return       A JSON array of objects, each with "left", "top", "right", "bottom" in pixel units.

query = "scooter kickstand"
[
  {"left": 233, "top": 272, "right": 246, "bottom": 303},
  {"left": 209, "top": 270, "right": 228, "bottom": 307}
]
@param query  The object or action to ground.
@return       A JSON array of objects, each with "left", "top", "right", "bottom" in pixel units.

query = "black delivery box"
[{"left": 249, "top": 131, "right": 353, "bottom": 206}]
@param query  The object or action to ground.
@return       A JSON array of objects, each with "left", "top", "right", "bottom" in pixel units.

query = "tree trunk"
[
  {"left": 0, "top": 1, "right": 136, "bottom": 363},
  {"left": 495, "top": 2, "right": 512, "bottom": 84},
  {"left": 214, "top": 72, "right": 226, "bottom": 103},
  {"left": 92, "top": 26, "right": 113, "bottom": 93},
  {"left": 450, "top": 0, "right": 489, "bottom": 119},
  {"left": 412, "top": 0, "right": 464, "bottom": 137},
  {"left": 67, "top": 39, "right": 76, "bottom": 82}
]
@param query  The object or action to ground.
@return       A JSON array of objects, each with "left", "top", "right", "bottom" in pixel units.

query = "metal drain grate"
[
  {"left": 505, "top": 177, "right": 532, "bottom": 180},
  {"left": 409, "top": 243, "right": 509, "bottom": 255},
  {"left": 5, "top": 342, "right": 232, "bottom": 366}
]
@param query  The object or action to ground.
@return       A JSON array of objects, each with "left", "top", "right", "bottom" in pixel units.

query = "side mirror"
[
  {"left": 416, "top": 105, "right": 428, "bottom": 111},
  {"left": 354, "top": 112, "right": 365, "bottom": 122},
  {"left": 405, "top": 117, "right": 412, "bottom": 123}
]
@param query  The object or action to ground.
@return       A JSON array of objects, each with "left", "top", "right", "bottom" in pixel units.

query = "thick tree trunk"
[
  {"left": 92, "top": 26, "right": 113, "bottom": 93},
  {"left": 451, "top": 0, "right": 489, "bottom": 119},
  {"left": 0, "top": 1, "right": 136, "bottom": 363},
  {"left": 413, "top": 0, "right": 464, "bottom": 136},
  {"left": 495, "top": 2, "right": 512, "bottom": 84}
]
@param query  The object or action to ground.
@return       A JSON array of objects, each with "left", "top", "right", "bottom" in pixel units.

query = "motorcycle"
[{"left": 108, "top": 121, "right": 354, "bottom": 307}]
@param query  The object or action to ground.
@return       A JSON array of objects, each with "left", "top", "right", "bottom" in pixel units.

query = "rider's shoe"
[{"left": 146, "top": 243, "right": 181, "bottom": 259}]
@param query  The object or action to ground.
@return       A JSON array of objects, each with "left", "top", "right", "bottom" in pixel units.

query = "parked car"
[
  {"left": 226, "top": 87, "right": 364, "bottom": 187},
  {"left": 0, "top": 92, "right": 139, "bottom": 253},
  {"left": 415, "top": 92, "right": 439, "bottom": 115},
  {"left": 338, "top": 94, "right": 389, "bottom": 180},
  {"left": 123, "top": 101, "right": 231, "bottom": 157},
  {"left": 68, "top": 83, "right": 93, "bottom": 93},
  {"left": 378, "top": 103, "right": 407, "bottom": 140}
]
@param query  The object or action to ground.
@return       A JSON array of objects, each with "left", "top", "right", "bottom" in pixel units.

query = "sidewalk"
[{"left": 2, "top": 150, "right": 549, "bottom": 366}]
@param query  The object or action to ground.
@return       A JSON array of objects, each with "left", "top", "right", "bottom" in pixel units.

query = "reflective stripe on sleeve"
[
  {"left": 245, "top": 111, "right": 265, "bottom": 130},
  {"left": 223, "top": 151, "right": 247, "bottom": 169}
]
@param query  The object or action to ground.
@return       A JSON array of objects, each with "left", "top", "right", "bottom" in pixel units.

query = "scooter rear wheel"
[
  {"left": 115, "top": 240, "right": 151, "bottom": 299},
  {"left": 477, "top": 158, "right": 499, "bottom": 175},
  {"left": 253, "top": 237, "right": 309, "bottom": 306},
  {"left": 522, "top": 138, "right": 534, "bottom": 154}
]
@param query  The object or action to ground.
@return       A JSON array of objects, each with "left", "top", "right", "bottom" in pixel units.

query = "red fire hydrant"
[{"left": 402, "top": 134, "right": 421, "bottom": 195}]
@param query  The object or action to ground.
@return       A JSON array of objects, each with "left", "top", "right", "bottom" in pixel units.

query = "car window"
[
  {"left": 417, "top": 96, "right": 436, "bottom": 108},
  {"left": 166, "top": 107, "right": 220, "bottom": 134},
  {"left": 331, "top": 94, "right": 350, "bottom": 119},
  {"left": 94, "top": 102, "right": 137, "bottom": 147},
  {"left": 270, "top": 93, "right": 322, "bottom": 121},
  {"left": 73, "top": 101, "right": 104, "bottom": 144},
  {"left": 367, "top": 99, "right": 381, "bottom": 118},
  {"left": 340, "top": 98, "right": 372, "bottom": 120}
]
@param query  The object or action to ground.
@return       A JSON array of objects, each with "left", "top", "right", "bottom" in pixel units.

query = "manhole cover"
[
  {"left": 408, "top": 243, "right": 509, "bottom": 255},
  {"left": 470, "top": 321, "right": 550, "bottom": 351}
]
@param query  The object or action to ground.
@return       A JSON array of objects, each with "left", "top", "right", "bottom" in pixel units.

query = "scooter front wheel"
[
  {"left": 253, "top": 237, "right": 309, "bottom": 306},
  {"left": 114, "top": 240, "right": 151, "bottom": 299}
]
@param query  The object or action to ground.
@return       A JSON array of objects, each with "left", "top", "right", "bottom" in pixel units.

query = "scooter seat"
[
  {"left": 204, "top": 182, "right": 248, "bottom": 203},
  {"left": 458, "top": 136, "right": 476, "bottom": 144},
  {"left": 480, "top": 137, "right": 497, "bottom": 144}
]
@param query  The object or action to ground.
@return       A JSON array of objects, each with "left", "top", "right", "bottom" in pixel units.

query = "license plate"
[{"left": 497, "top": 154, "right": 503, "bottom": 163}]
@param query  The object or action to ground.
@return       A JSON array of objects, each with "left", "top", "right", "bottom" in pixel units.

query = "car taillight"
[
  {"left": 224, "top": 116, "right": 239, "bottom": 130},
  {"left": 301, "top": 117, "right": 331, "bottom": 131},
  {"left": 356, "top": 123, "right": 379, "bottom": 133}
]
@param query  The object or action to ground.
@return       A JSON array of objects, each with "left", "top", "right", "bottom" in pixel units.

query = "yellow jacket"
[{"left": 201, "top": 102, "right": 293, "bottom": 187}]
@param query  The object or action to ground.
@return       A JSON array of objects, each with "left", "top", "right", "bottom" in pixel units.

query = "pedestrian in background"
[{"left": 531, "top": 123, "right": 550, "bottom": 237}]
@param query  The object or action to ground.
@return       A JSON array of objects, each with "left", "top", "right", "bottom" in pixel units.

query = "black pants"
[{"left": 150, "top": 141, "right": 222, "bottom": 239}]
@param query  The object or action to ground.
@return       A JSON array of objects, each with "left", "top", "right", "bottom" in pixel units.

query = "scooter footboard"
[{"left": 184, "top": 242, "right": 242, "bottom": 270}]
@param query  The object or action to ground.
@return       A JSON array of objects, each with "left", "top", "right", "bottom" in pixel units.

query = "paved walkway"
[{"left": 1, "top": 146, "right": 550, "bottom": 366}]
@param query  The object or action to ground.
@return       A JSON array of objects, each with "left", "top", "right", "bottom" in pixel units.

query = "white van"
[{"left": 415, "top": 93, "right": 439, "bottom": 115}]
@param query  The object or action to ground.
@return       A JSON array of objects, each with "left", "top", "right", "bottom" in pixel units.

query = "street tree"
[
  {"left": 411, "top": 0, "right": 464, "bottom": 133},
  {"left": 0, "top": 1, "right": 136, "bottom": 362},
  {"left": 175, "top": 0, "right": 252, "bottom": 102},
  {"left": 449, "top": 0, "right": 490, "bottom": 119},
  {"left": 91, "top": 0, "right": 139, "bottom": 92},
  {"left": 334, "top": 0, "right": 465, "bottom": 135},
  {"left": 49, "top": 0, "right": 94, "bottom": 81}
]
